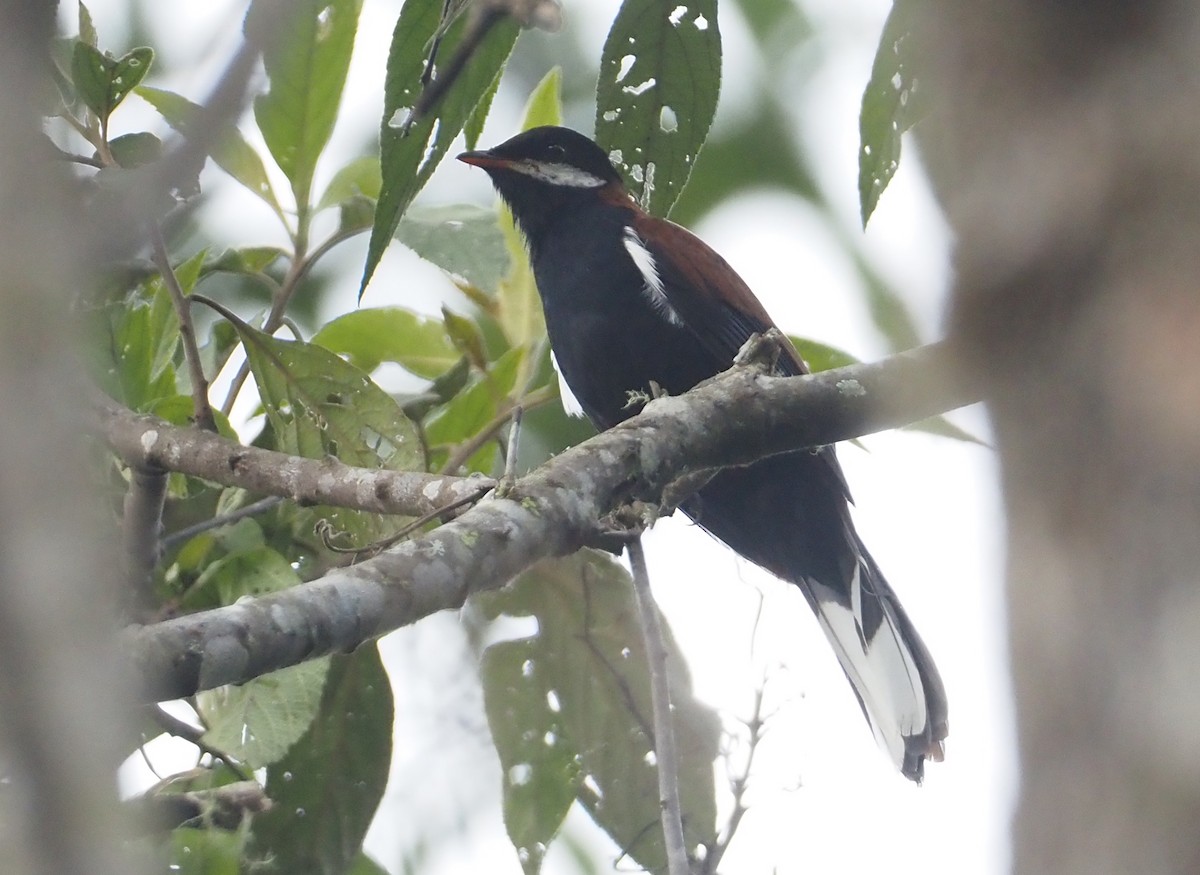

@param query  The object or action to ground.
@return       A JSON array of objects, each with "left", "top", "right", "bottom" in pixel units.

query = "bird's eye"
[{"left": 547, "top": 144, "right": 566, "bottom": 160}]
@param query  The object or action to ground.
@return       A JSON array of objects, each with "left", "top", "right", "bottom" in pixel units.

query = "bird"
[{"left": 458, "top": 125, "right": 948, "bottom": 782}]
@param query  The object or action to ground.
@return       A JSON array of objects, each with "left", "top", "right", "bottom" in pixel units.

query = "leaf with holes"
[
  {"left": 249, "top": 648, "right": 393, "bottom": 875},
  {"left": 71, "top": 42, "right": 153, "bottom": 126},
  {"left": 478, "top": 551, "right": 720, "bottom": 874},
  {"left": 360, "top": 0, "right": 519, "bottom": 298},
  {"left": 858, "top": 0, "right": 929, "bottom": 226},
  {"left": 596, "top": 0, "right": 721, "bottom": 217}
]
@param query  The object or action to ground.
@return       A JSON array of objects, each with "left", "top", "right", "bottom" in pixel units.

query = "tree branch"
[
  {"left": 95, "top": 397, "right": 492, "bottom": 517},
  {"left": 123, "top": 340, "right": 978, "bottom": 701}
]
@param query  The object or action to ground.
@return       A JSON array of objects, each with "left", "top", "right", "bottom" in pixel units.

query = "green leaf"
[
  {"left": 858, "top": 0, "right": 929, "bottom": 226},
  {"left": 87, "top": 279, "right": 179, "bottom": 410},
  {"left": 78, "top": 2, "right": 98, "bottom": 47},
  {"left": 249, "top": 648, "right": 393, "bottom": 875},
  {"left": 441, "top": 306, "right": 489, "bottom": 372},
  {"left": 482, "top": 638, "right": 580, "bottom": 874},
  {"left": 361, "top": 0, "right": 520, "bottom": 298},
  {"left": 787, "top": 335, "right": 860, "bottom": 373},
  {"left": 220, "top": 310, "right": 423, "bottom": 472},
  {"left": 346, "top": 854, "right": 391, "bottom": 875},
  {"left": 206, "top": 246, "right": 287, "bottom": 276},
  {"left": 424, "top": 345, "right": 524, "bottom": 468},
  {"left": 251, "top": 0, "right": 363, "bottom": 210},
  {"left": 106, "top": 131, "right": 163, "bottom": 168},
  {"left": 138, "top": 85, "right": 282, "bottom": 213},
  {"left": 394, "top": 204, "right": 509, "bottom": 294},
  {"left": 71, "top": 43, "right": 154, "bottom": 126},
  {"left": 313, "top": 306, "right": 458, "bottom": 378},
  {"left": 595, "top": 0, "right": 721, "bottom": 217},
  {"left": 316, "top": 155, "right": 382, "bottom": 212},
  {"left": 169, "top": 829, "right": 244, "bottom": 875},
  {"left": 202, "top": 298, "right": 424, "bottom": 544},
  {"left": 199, "top": 656, "right": 331, "bottom": 770},
  {"left": 478, "top": 551, "right": 720, "bottom": 874}
]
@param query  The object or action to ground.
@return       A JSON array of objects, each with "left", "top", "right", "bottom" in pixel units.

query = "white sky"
[{"left": 92, "top": 0, "right": 1017, "bottom": 871}]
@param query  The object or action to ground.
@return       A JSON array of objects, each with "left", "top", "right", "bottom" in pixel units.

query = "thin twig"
[
  {"left": 627, "top": 537, "right": 689, "bottom": 875},
  {"left": 162, "top": 496, "right": 283, "bottom": 549},
  {"left": 149, "top": 226, "right": 217, "bottom": 431},
  {"left": 319, "top": 483, "right": 492, "bottom": 559},
  {"left": 503, "top": 404, "right": 523, "bottom": 479},
  {"left": 439, "top": 385, "right": 555, "bottom": 474},
  {"left": 148, "top": 705, "right": 254, "bottom": 782}
]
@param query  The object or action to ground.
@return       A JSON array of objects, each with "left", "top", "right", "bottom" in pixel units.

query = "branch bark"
[
  {"left": 96, "top": 397, "right": 492, "bottom": 517},
  {"left": 123, "top": 340, "right": 978, "bottom": 701}
]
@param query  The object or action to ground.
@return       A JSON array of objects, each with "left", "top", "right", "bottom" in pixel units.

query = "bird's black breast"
[{"left": 531, "top": 204, "right": 723, "bottom": 429}]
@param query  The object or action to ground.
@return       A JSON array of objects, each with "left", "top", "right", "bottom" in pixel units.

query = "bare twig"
[
  {"left": 148, "top": 705, "right": 253, "bottom": 782},
  {"left": 627, "top": 537, "right": 689, "bottom": 875},
  {"left": 439, "top": 385, "right": 554, "bottom": 474},
  {"left": 162, "top": 496, "right": 284, "bottom": 549},
  {"left": 149, "top": 226, "right": 217, "bottom": 431}
]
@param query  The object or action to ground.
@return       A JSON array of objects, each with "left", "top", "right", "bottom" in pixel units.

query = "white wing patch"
[
  {"left": 622, "top": 228, "right": 683, "bottom": 326},
  {"left": 511, "top": 160, "right": 607, "bottom": 189},
  {"left": 550, "top": 350, "right": 586, "bottom": 418}
]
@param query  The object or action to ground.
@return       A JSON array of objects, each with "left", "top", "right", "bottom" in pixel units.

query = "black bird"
[{"left": 458, "top": 126, "right": 948, "bottom": 781}]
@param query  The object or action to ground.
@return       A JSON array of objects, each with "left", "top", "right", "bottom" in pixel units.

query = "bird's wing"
[{"left": 627, "top": 213, "right": 810, "bottom": 376}]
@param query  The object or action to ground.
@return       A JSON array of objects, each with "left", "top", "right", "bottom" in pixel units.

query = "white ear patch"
[
  {"left": 622, "top": 228, "right": 682, "bottom": 326},
  {"left": 550, "top": 350, "right": 587, "bottom": 418},
  {"left": 512, "top": 160, "right": 607, "bottom": 189}
]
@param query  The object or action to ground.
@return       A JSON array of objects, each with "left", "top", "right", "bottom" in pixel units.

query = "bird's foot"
[
  {"left": 592, "top": 500, "right": 660, "bottom": 554},
  {"left": 733, "top": 328, "right": 789, "bottom": 374}
]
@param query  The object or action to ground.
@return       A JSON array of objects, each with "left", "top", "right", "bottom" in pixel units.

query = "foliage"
[{"left": 47, "top": 0, "right": 961, "bottom": 872}]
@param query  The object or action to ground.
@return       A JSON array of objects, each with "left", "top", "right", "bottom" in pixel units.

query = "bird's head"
[{"left": 458, "top": 126, "right": 628, "bottom": 247}]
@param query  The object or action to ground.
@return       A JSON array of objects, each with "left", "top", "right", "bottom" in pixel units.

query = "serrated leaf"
[
  {"left": 394, "top": 204, "right": 508, "bottom": 294},
  {"left": 316, "top": 155, "right": 382, "bottom": 212},
  {"left": 250, "top": 647, "right": 393, "bottom": 875},
  {"left": 361, "top": 0, "right": 519, "bottom": 297},
  {"left": 478, "top": 551, "right": 720, "bottom": 874},
  {"left": 107, "top": 131, "right": 162, "bottom": 168},
  {"left": 71, "top": 43, "right": 153, "bottom": 126},
  {"left": 595, "top": 0, "right": 721, "bottom": 217},
  {"left": 205, "top": 299, "right": 424, "bottom": 544},
  {"left": 200, "top": 656, "right": 330, "bottom": 770},
  {"left": 313, "top": 307, "right": 457, "bottom": 378},
  {"left": 222, "top": 312, "right": 422, "bottom": 471},
  {"left": 138, "top": 85, "right": 282, "bottom": 213},
  {"left": 858, "top": 0, "right": 929, "bottom": 226},
  {"left": 251, "top": 0, "right": 363, "bottom": 209}
]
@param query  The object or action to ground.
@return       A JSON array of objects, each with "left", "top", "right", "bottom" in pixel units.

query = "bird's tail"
[
  {"left": 802, "top": 536, "right": 948, "bottom": 782},
  {"left": 683, "top": 452, "right": 948, "bottom": 781}
]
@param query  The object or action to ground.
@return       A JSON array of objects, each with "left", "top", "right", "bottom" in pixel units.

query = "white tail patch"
[
  {"left": 550, "top": 350, "right": 586, "bottom": 418},
  {"left": 622, "top": 228, "right": 682, "bottom": 326},
  {"left": 808, "top": 562, "right": 928, "bottom": 775}
]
